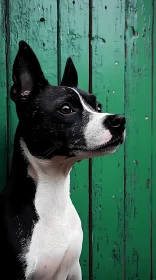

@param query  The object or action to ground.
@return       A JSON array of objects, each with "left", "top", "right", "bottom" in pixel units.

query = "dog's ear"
[
  {"left": 11, "top": 41, "right": 47, "bottom": 102},
  {"left": 60, "top": 57, "right": 78, "bottom": 87}
]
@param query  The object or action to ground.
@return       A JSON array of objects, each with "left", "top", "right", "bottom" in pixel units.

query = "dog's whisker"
[
  {"left": 42, "top": 146, "right": 57, "bottom": 158},
  {"left": 41, "top": 130, "right": 55, "bottom": 135},
  {"left": 31, "top": 127, "right": 41, "bottom": 130},
  {"left": 42, "top": 146, "right": 56, "bottom": 155}
]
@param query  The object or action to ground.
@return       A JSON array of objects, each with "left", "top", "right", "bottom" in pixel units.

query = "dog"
[{"left": 0, "top": 41, "right": 125, "bottom": 280}]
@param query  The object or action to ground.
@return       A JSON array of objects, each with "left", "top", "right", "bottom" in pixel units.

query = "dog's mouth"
[
  {"left": 70, "top": 131, "right": 125, "bottom": 158},
  {"left": 94, "top": 134, "right": 124, "bottom": 152}
]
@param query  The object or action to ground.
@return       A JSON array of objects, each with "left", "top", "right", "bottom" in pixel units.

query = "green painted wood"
[
  {"left": 1, "top": 0, "right": 156, "bottom": 279},
  {"left": 92, "top": 1, "right": 125, "bottom": 279},
  {"left": 8, "top": 0, "right": 58, "bottom": 167},
  {"left": 125, "top": 0, "right": 153, "bottom": 279},
  {"left": 0, "top": 0, "right": 7, "bottom": 191},
  {"left": 59, "top": 1, "right": 89, "bottom": 278},
  {"left": 152, "top": 1, "right": 156, "bottom": 278}
]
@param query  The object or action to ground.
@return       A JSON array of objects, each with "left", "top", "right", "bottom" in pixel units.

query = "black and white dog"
[{"left": 0, "top": 41, "right": 125, "bottom": 279}]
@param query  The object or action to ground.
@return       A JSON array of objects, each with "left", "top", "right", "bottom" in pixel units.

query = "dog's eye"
[{"left": 59, "top": 104, "right": 73, "bottom": 114}]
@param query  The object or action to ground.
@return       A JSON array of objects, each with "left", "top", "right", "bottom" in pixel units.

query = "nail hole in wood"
[
  {"left": 40, "top": 17, "right": 45, "bottom": 22},
  {"left": 131, "top": 26, "right": 139, "bottom": 37}
]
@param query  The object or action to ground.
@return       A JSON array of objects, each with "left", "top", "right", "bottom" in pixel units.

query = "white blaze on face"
[{"left": 70, "top": 88, "right": 113, "bottom": 149}]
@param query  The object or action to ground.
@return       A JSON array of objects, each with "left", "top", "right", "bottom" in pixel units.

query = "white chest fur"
[{"left": 21, "top": 142, "right": 83, "bottom": 279}]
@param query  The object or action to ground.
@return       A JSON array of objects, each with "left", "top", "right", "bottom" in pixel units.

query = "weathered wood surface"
[
  {"left": 0, "top": 0, "right": 7, "bottom": 189},
  {"left": 0, "top": 0, "right": 156, "bottom": 279}
]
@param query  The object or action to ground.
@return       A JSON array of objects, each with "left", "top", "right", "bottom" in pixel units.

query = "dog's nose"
[{"left": 104, "top": 114, "right": 126, "bottom": 129}]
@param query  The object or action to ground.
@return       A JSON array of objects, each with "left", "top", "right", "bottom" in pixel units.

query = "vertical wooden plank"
[
  {"left": 0, "top": 0, "right": 7, "bottom": 191},
  {"left": 92, "top": 1, "right": 125, "bottom": 279},
  {"left": 59, "top": 1, "right": 89, "bottom": 278},
  {"left": 125, "top": 0, "right": 152, "bottom": 279},
  {"left": 8, "top": 0, "right": 58, "bottom": 166},
  {"left": 152, "top": 0, "right": 156, "bottom": 278}
]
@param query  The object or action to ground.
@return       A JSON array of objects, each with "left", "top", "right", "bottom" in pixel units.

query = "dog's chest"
[{"left": 24, "top": 172, "right": 83, "bottom": 279}]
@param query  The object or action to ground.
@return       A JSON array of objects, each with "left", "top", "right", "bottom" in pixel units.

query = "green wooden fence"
[{"left": 0, "top": 0, "right": 156, "bottom": 279}]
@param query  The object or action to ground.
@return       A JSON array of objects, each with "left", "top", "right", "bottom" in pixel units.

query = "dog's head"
[{"left": 11, "top": 41, "right": 125, "bottom": 160}]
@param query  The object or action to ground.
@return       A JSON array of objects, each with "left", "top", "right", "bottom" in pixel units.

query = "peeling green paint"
[{"left": 0, "top": 0, "right": 156, "bottom": 279}]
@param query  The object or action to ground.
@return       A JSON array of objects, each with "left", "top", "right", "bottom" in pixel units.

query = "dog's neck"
[
  {"left": 22, "top": 141, "right": 77, "bottom": 221},
  {"left": 3, "top": 124, "right": 36, "bottom": 201}
]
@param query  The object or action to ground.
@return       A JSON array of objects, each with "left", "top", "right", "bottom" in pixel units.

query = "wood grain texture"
[
  {"left": 92, "top": 1, "right": 125, "bottom": 279},
  {"left": 58, "top": 1, "right": 89, "bottom": 278},
  {"left": 8, "top": 0, "right": 58, "bottom": 167},
  {"left": 0, "top": 0, "right": 7, "bottom": 190},
  {"left": 0, "top": 0, "right": 156, "bottom": 279},
  {"left": 125, "top": 0, "right": 153, "bottom": 279},
  {"left": 152, "top": 0, "right": 156, "bottom": 278}
]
